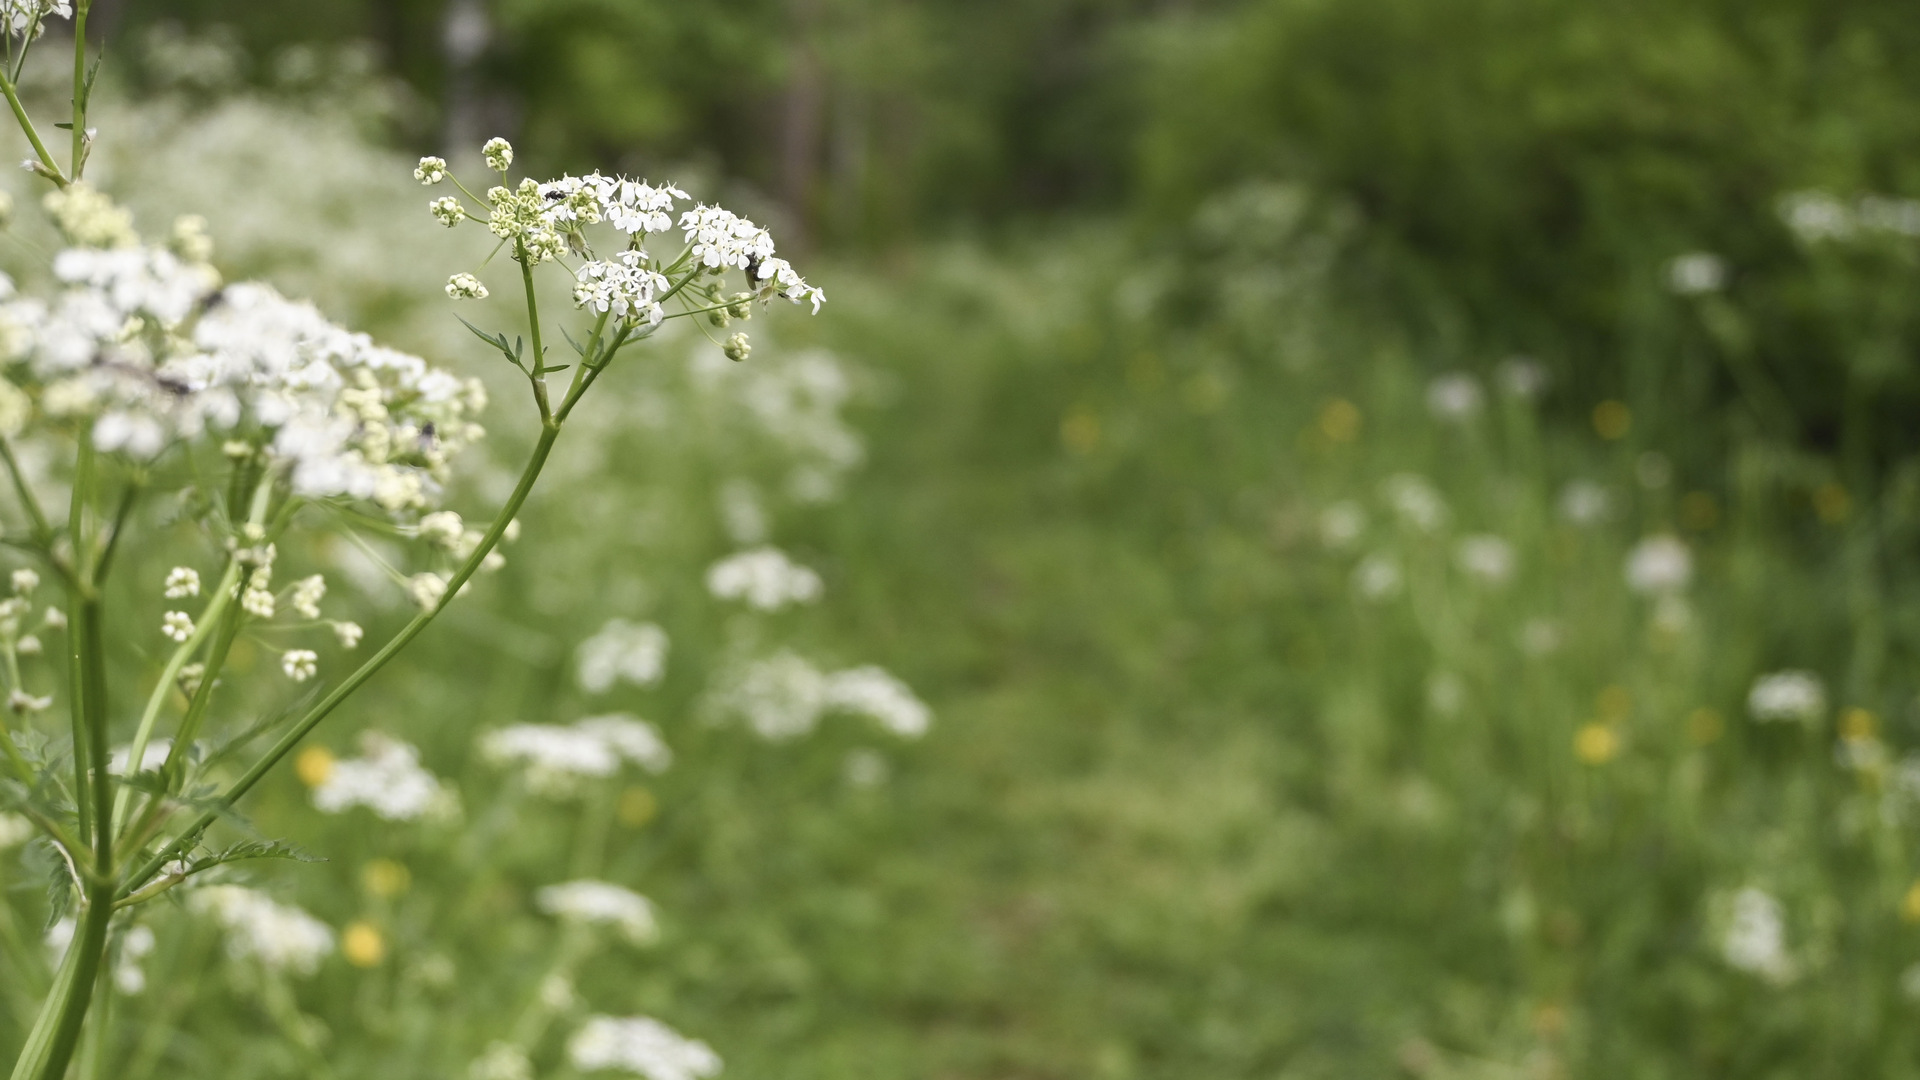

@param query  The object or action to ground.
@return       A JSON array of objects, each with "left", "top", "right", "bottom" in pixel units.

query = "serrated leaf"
[{"left": 190, "top": 838, "right": 323, "bottom": 873}]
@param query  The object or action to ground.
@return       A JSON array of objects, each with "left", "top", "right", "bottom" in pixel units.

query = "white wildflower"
[
  {"left": 1557, "top": 480, "right": 1610, "bottom": 526},
  {"left": 481, "top": 714, "right": 671, "bottom": 796},
  {"left": 1668, "top": 252, "right": 1726, "bottom": 295},
  {"left": 1625, "top": 535, "right": 1692, "bottom": 595},
  {"left": 109, "top": 738, "right": 172, "bottom": 776},
  {"left": 1425, "top": 373, "right": 1484, "bottom": 422},
  {"left": 409, "top": 572, "right": 448, "bottom": 611},
  {"left": 242, "top": 585, "right": 276, "bottom": 619},
  {"left": 334, "top": 620, "right": 364, "bottom": 648},
  {"left": 9, "top": 568, "right": 35, "bottom": 594},
  {"left": 568, "top": 1016, "right": 721, "bottom": 1080},
  {"left": 114, "top": 925, "right": 156, "bottom": 995},
  {"left": 290, "top": 574, "right": 326, "bottom": 619},
  {"left": 8, "top": 689, "right": 50, "bottom": 713},
  {"left": 1748, "top": 671, "right": 1826, "bottom": 725},
  {"left": 1383, "top": 474, "right": 1447, "bottom": 532},
  {"left": 163, "top": 566, "right": 200, "bottom": 598},
  {"left": 190, "top": 886, "right": 334, "bottom": 975},
  {"left": 281, "top": 649, "right": 318, "bottom": 682},
  {"left": 430, "top": 196, "right": 467, "bottom": 227},
  {"left": 470, "top": 1043, "right": 533, "bottom": 1080},
  {"left": 679, "top": 204, "right": 775, "bottom": 271},
  {"left": 1317, "top": 501, "right": 1365, "bottom": 548},
  {"left": 312, "top": 732, "right": 453, "bottom": 821},
  {"left": 573, "top": 251, "right": 669, "bottom": 324},
  {"left": 1352, "top": 553, "right": 1402, "bottom": 601},
  {"left": 1496, "top": 357, "right": 1548, "bottom": 399},
  {"left": 418, "top": 510, "right": 465, "bottom": 548},
  {"left": 482, "top": 137, "right": 513, "bottom": 172},
  {"left": 536, "top": 880, "right": 660, "bottom": 945},
  {"left": 0, "top": 0, "right": 72, "bottom": 38},
  {"left": 1455, "top": 534, "right": 1515, "bottom": 585},
  {"left": 575, "top": 619, "right": 668, "bottom": 693},
  {"left": 15, "top": 635, "right": 36, "bottom": 655},
  {"left": 161, "top": 610, "right": 194, "bottom": 642},
  {"left": 414, "top": 156, "right": 449, "bottom": 185},
  {"left": 1722, "top": 887, "right": 1793, "bottom": 983},
  {"left": 1778, "top": 191, "right": 1853, "bottom": 243},
  {"left": 705, "top": 547, "right": 823, "bottom": 610},
  {"left": 825, "top": 666, "right": 932, "bottom": 738},
  {"left": 446, "top": 273, "right": 488, "bottom": 300}
]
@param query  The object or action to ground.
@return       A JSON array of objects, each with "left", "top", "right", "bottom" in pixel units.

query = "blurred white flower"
[
  {"left": 109, "top": 738, "right": 172, "bottom": 776},
  {"left": 1425, "top": 373, "right": 1484, "bottom": 422},
  {"left": 470, "top": 1043, "right": 533, "bottom": 1080},
  {"left": 113, "top": 925, "right": 156, "bottom": 995},
  {"left": 1383, "top": 474, "right": 1448, "bottom": 533},
  {"left": 576, "top": 619, "right": 669, "bottom": 694},
  {"left": 1722, "top": 887, "right": 1794, "bottom": 984},
  {"left": 1625, "top": 535, "right": 1691, "bottom": 595},
  {"left": 1455, "top": 534, "right": 1515, "bottom": 585},
  {"left": 281, "top": 648, "right": 318, "bottom": 682},
  {"left": 190, "top": 886, "right": 334, "bottom": 975},
  {"left": 826, "top": 666, "right": 933, "bottom": 738},
  {"left": 1496, "top": 356, "right": 1548, "bottom": 399},
  {"left": 568, "top": 1016, "right": 722, "bottom": 1080},
  {"left": 1748, "top": 671, "right": 1826, "bottom": 725},
  {"left": 1667, "top": 252, "right": 1726, "bottom": 295},
  {"left": 843, "top": 749, "right": 890, "bottom": 788},
  {"left": 481, "top": 714, "right": 671, "bottom": 796},
  {"left": 721, "top": 651, "right": 932, "bottom": 741},
  {"left": 705, "top": 547, "right": 823, "bottom": 611},
  {"left": 536, "top": 880, "right": 659, "bottom": 945},
  {"left": 0, "top": 811, "right": 31, "bottom": 848},
  {"left": 1352, "top": 554, "right": 1402, "bottom": 601},
  {"left": 1778, "top": 191, "right": 1853, "bottom": 243},
  {"left": 312, "top": 732, "right": 455, "bottom": 822},
  {"left": 1557, "top": 480, "right": 1610, "bottom": 526},
  {"left": 163, "top": 566, "right": 200, "bottom": 598},
  {"left": 1317, "top": 501, "right": 1365, "bottom": 548},
  {"left": 1519, "top": 618, "right": 1561, "bottom": 656}
]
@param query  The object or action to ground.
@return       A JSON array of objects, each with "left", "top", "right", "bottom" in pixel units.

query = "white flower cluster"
[
  {"left": 1779, "top": 190, "right": 1920, "bottom": 244},
  {"left": 0, "top": 189, "right": 487, "bottom": 515},
  {"left": 189, "top": 885, "right": 335, "bottom": 975},
  {"left": 575, "top": 619, "right": 669, "bottom": 694},
  {"left": 1454, "top": 534, "right": 1514, "bottom": 585},
  {"left": 721, "top": 651, "right": 931, "bottom": 740},
  {"left": 0, "top": 0, "right": 71, "bottom": 39},
  {"left": 1383, "top": 474, "right": 1448, "bottom": 533},
  {"left": 705, "top": 547, "right": 823, "bottom": 611},
  {"left": 568, "top": 1016, "right": 721, "bottom": 1080},
  {"left": 1721, "top": 887, "right": 1794, "bottom": 983},
  {"left": 1748, "top": 671, "right": 1826, "bottom": 725},
  {"left": 574, "top": 251, "right": 671, "bottom": 325},
  {"left": 1425, "top": 373, "right": 1484, "bottom": 422},
  {"left": 1667, "top": 252, "right": 1726, "bottom": 296},
  {"left": 480, "top": 714, "right": 672, "bottom": 796},
  {"left": 535, "top": 880, "right": 659, "bottom": 945},
  {"left": 311, "top": 732, "right": 455, "bottom": 821},
  {"left": 1625, "top": 535, "right": 1692, "bottom": 595}
]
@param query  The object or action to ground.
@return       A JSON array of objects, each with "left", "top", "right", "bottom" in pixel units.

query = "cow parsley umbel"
[{"left": 0, "top": 20, "right": 825, "bottom": 1076}]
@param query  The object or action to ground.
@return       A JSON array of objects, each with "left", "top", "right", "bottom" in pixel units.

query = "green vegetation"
[{"left": 3, "top": 3, "right": 1920, "bottom": 1077}]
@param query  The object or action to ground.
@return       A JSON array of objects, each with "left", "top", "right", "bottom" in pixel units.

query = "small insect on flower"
[
  {"left": 446, "top": 273, "right": 489, "bottom": 300},
  {"left": 161, "top": 611, "right": 195, "bottom": 642},
  {"left": 334, "top": 621, "right": 364, "bottom": 648},
  {"left": 282, "top": 649, "right": 319, "bottom": 683},
  {"left": 163, "top": 566, "right": 200, "bottom": 598},
  {"left": 9, "top": 568, "right": 35, "bottom": 594},
  {"left": 430, "top": 196, "right": 466, "bottom": 228},
  {"left": 414, "top": 156, "right": 449, "bottom": 185},
  {"left": 482, "top": 137, "right": 514, "bottom": 172}
]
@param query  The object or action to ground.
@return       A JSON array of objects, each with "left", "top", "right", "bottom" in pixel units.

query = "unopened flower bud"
[
  {"left": 723, "top": 332, "right": 751, "bottom": 363},
  {"left": 414, "top": 156, "right": 449, "bottom": 185},
  {"left": 482, "top": 137, "right": 513, "bottom": 172}
]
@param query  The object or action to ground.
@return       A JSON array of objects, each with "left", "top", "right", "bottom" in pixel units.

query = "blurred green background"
[{"left": 8, "top": 1, "right": 1920, "bottom": 1077}]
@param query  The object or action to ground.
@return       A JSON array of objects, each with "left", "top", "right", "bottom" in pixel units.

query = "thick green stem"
[{"left": 119, "top": 422, "right": 565, "bottom": 900}]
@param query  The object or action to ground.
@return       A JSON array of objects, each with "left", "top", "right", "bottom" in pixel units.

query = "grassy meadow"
[{"left": 3, "top": 13, "right": 1920, "bottom": 1080}]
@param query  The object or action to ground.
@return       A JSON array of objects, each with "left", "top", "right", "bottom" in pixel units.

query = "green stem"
[
  {"left": 0, "top": 70, "right": 65, "bottom": 186},
  {"left": 66, "top": 435, "right": 93, "bottom": 847},
  {"left": 517, "top": 244, "right": 553, "bottom": 422},
  {"left": 0, "top": 436, "right": 54, "bottom": 547},
  {"left": 69, "top": 1, "right": 89, "bottom": 181},
  {"left": 119, "top": 422, "right": 565, "bottom": 900}
]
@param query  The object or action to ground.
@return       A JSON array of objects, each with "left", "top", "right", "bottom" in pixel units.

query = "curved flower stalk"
[{"left": 0, "top": 12, "right": 823, "bottom": 1079}]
